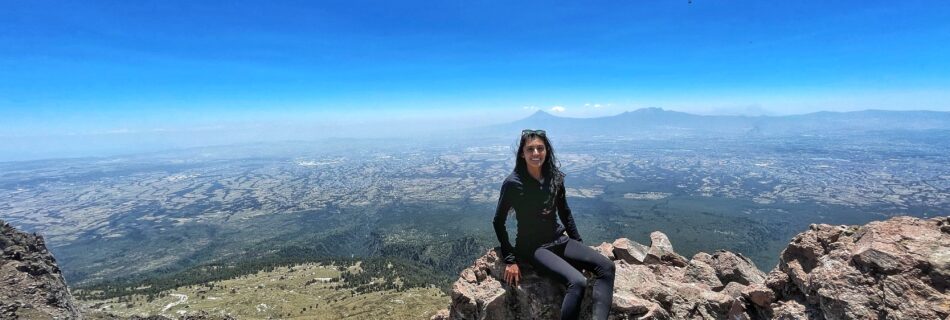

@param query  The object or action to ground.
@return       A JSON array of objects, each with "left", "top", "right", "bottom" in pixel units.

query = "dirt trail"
[{"left": 161, "top": 294, "right": 188, "bottom": 313}]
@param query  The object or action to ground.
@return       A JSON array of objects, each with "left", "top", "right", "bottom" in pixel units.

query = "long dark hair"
[{"left": 514, "top": 130, "right": 564, "bottom": 186}]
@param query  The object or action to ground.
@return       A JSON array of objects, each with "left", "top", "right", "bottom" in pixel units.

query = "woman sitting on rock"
[{"left": 493, "top": 129, "right": 616, "bottom": 320}]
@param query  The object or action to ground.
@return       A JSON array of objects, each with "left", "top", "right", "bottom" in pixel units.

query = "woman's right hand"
[{"left": 504, "top": 263, "right": 521, "bottom": 286}]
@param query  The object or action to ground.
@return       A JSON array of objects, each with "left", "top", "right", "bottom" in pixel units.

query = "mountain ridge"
[{"left": 489, "top": 108, "right": 950, "bottom": 139}]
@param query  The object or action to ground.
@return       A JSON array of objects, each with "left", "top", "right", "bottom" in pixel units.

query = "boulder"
[
  {"left": 448, "top": 249, "right": 563, "bottom": 319},
  {"left": 612, "top": 238, "right": 649, "bottom": 265},
  {"left": 594, "top": 242, "right": 615, "bottom": 260},
  {"left": 741, "top": 283, "right": 775, "bottom": 308},
  {"left": 643, "top": 232, "right": 688, "bottom": 267},
  {"left": 719, "top": 281, "right": 747, "bottom": 299},
  {"left": 684, "top": 258, "right": 723, "bottom": 290},
  {"left": 707, "top": 250, "right": 767, "bottom": 286}
]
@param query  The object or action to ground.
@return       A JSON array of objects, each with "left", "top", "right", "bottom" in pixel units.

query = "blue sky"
[{"left": 2, "top": 1, "right": 950, "bottom": 159}]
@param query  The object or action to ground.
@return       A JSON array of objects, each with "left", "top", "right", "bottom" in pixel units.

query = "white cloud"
[
  {"left": 104, "top": 128, "right": 134, "bottom": 134},
  {"left": 522, "top": 106, "right": 539, "bottom": 110},
  {"left": 550, "top": 106, "right": 566, "bottom": 113},
  {"left": 584, "top": 103, "right": 609, "bottom": 109}
]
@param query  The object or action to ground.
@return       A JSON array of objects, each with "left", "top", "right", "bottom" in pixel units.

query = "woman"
[{"left": 492, "top": 129, "right": 616, "bottom": 320}]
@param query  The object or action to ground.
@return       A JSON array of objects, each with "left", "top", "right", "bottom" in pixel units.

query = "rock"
[
  {"left": 784, "top": 259, "right": 810, "bottom": 300},
  {"left": 707, "top": 250, "right": 766, "bottom": 286},
  {"left": 692, "top": 252, "right": 714, "bottom": 265},
  {"left": 853, "top": 245, "right": 905, "bottom": 274},
  {"left": 879, "top": 273, "right": 946, "bottom": 319},
  {"left": 770, "top": 300, "right": 809, "bottom": 320},
  {"left": 727, "top": 298, "right": 751, "bottom": 320},
  {"left": 611, "top": 292, "right": 654, "bottom": 316},
  {"left": 448, "top": 249, "right": 562, "bottom": 319},
  {"left": 630, "top": 275, "right": 719, "bottom": 318},
  {"left": 460, "top": 268, "right": 477, "bottom": 283},
  {"left": 612, "top": 238, "right": 648, "bottom": 265},
  {"left": 446, "top": 238, "right": 760, "bottom": 319},
  {"left": 594, "top": 242, "right": 615, "bottom": 260},
  {"left": 0, "top": 220, "right": 80, "bottom": 320},
  {"left": 684, "top": 258, "right": 723, "bottom": 290},
  {"left": 719, "top": 281, "right": 746, "bottom": 299},
  {"left": 430, "top": 308, "right": 450, "bottom": 320},
  {"left": 765, "top": 269, "right": 792, "bottom": 299},
  {"left": 768, "top": 216, "right": 950, "bottom": 320},
  {"left": 643, "top": 232, "right": 688, "bottom": 267},
  {"left": 432, "top": 216, "right": 950, "bottom": 320},
  {"left": 741, "top": 283, "right": 775, "bottom": 308}
]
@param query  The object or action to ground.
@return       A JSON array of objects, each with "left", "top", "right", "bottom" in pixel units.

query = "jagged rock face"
[
  {"left": 694, "top": 250, "right": 767, "bottom": 286},
  {"left": 437, "top": 216, "right": 949, "bottom": 320},
  {"left": 436, "top": 231, "right": 766, "bottom": 320},
  {"left": 768, "top": 216, "right": 950, "bottom": 320},
  {"left": 1, "top": 220, "right": 81, "bottom": 319},
  {"left": 448, "top": 248, "right": 565, "bottom": 319}
]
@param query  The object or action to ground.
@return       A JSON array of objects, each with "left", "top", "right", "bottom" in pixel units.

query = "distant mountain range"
[{"left": 484, "top": 108, "right": 950, "bottom": 138}]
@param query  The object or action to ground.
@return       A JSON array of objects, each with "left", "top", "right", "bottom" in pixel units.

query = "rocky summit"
[
  {"left": 434, "top": 216, "right": 949, "bottom": 320},
  {"left": 3, "top": 215, "right": 947, "bottom": 320},
  {"left": 766, "top": 216, "right": 950, "bottom": 319},
  {"left": 1, "top": 220, "right": 80, "bottom": 319}
]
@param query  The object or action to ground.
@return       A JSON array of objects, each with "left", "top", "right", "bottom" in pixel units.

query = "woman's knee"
[
  {"left": 567, "top": 275, "right": 588, "bottom": 290},
  {"left": 597, "top": 259, "right": 615, "bottom": 279}
]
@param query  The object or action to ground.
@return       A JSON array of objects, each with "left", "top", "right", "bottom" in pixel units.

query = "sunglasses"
[{"left": 521, "top": 129, "right": 546, "bottom": 136}]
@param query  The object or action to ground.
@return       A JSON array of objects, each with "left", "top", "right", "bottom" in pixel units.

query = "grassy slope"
[{"left": 80, "top": 262, "right": 449, "bottom": 319}]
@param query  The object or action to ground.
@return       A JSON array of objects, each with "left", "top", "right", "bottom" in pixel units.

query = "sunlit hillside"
[{"left": 80, "top": 262, "right": 448, "bottom": 319}]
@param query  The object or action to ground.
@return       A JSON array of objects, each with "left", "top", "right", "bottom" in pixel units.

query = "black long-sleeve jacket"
[{"left": 492, "top": 170, "right": 582, "bottom": 264}]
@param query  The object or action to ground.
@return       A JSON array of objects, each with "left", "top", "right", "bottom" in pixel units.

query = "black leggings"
[{"left": 532, "top": 238, "right": 615, "bottom": 320}]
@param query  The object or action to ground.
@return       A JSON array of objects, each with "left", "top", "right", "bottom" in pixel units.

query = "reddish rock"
[
  {"left": 448, "top": 249, "right": 562, "bottom": 320},
  {"left": 727, "top": 298, "right": 751, "bottom": 320},
  {"left": 644, "top": 231, "right": 688, "bottom": 267},
  {"left": 707, "top": 250, "right": 766, "bottom": 286},
  {"left": 442, "top": 216, "right": 949, "bottom": 320},
  {"left": 684, "top": 258, "right": 723, "bottom": 290},
  {"left": 612, "top": 238, "right": 648, "bottom": 265},
  {"left": 741, "top": 283, "right": 775, "bottom": 308},
  {"left": 719, "top": 281, "right": 747, "bottom": 299},
  {"left": 771, "top": 300, "right": 809, "bottom": 320},
  {"left": 611, "top": 292, "right": 659, "bottom": 318},
  {"left": 594, "top": 242, "right": 615, "bottom": 260},
  {"left": 446, "top": 232, "right": 758, "bottom": 319},
  {"left": 769, "top": 216, "right": 950, "bottom": 320}
]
